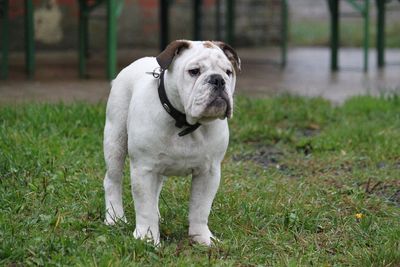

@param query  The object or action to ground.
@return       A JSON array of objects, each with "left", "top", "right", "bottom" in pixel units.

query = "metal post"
[
  {"left": 159, "top": 0, "right": 169, "bottom": 51},
  {"left": 376, "top": 0, "right": 385, "bottom": 68},
  {"left": 215, "top": 0, "right": 221, "bottom": 40},
  {"left": 329, "top": 0, "right": 339, "bottom": 71},
  {"left": 281, "top": 0, "right": 288, "bottom": 68},
  {"left": 78, "top": 0, "right": 88, "bottom": 78},
  {"left": 226, "top": 0, "right": 234, "bottom": 45},
  {"left": 25, "top": 0, "right": 35, "bottom": 79},
  {"left": 193, "top": 0, "right": 202, "bottom": 40},
  {"left": 363, "top": 0, "right": 369, "bottom": 72},
  {"left": 107, "top": 0, "right": 117, "bottom": 80},
  {"left": 84, "top": 6, "right": 89, "bottom": 59},
  {"left": 1, "top": 0, "right": 9, "bottom": 79}
]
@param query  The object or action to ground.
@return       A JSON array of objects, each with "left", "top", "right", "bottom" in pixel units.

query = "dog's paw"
[
  {"left": 104, "top": 215, "right": 127, "bottom": 226},
  {"left": 189, "top": 225, "right": 217, "bottom": 246},
  {"left": 133, "top": 226, "right": 160, "bottom": 246}
]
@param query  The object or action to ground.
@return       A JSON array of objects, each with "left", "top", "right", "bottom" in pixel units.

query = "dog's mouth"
[{"left": 201, "top": 91, "right": 231, "bottom": 119}]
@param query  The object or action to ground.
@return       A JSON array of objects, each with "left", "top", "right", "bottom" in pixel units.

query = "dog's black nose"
[{"left": 208, "top": 74, "right": 225, "bottom": 90}]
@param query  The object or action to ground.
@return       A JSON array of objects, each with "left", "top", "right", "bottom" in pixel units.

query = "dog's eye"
[
  {"left": 188, "top": 68, "right": 200, "bottom": 76},
  {"left": 226, "top": 70, "right": 233, "bottom": 76}
]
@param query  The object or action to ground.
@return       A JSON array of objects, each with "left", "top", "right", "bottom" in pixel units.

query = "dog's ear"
[
  {"left": 156, "top": 40, "right": 191, "bottom": 70},
  {"left": 212, "top": 41, "right": 241, "bottom": 74}
]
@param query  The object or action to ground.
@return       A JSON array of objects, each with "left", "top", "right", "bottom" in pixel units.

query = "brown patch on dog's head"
[
  {"left": 203, "top": 41, "right": 216, "bottom": 49},
  {"left": 156, "top": 40, "right": 191, "bottom": 70},
  {"left": 212, "top": 41, "right": 241, "bottom": 74}
]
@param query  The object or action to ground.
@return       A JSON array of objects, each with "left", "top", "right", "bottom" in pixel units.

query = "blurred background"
[{"left": 1, "top": 0, "right": 400, "bottom": 103}]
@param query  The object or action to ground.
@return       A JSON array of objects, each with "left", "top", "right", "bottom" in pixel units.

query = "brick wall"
[{"left": 1, "top": 0, "right": 283, "bottom": 51}]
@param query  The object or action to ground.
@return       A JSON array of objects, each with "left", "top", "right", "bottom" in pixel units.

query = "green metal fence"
[{"left": 1, "top": 0, "right": 393, "bottom": 80}]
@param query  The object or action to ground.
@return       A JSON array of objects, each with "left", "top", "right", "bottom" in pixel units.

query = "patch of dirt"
[
  {"left": 361, "top": 178, "right": 400, "bottom": 207},
  {"left": 299, "top": 123, "right": 321, "bottom": 137},
  {"left": 395, "top": 161, "right": 400, "bottom": 169},
  {"left": 301, "top": 128, "right": 320, "bottom": 137},
  {"left": 232, "top": 145, "right": 286, "bottom": 170}
]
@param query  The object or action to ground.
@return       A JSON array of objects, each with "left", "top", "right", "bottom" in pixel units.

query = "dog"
[{"left": 103, "top": 40, "right": 240, "bottom": 245}]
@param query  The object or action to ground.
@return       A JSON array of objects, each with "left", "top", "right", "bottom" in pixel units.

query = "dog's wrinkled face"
[{"left": 157, "top": 40, "right": 241, "bottom": 125}]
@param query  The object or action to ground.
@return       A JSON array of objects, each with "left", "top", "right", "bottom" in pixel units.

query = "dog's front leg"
[
  {"left": 189, "top": 164, "right": 221, "bottom": 246},
  {"left": 130, "top": 163, "right": 163, "bottom": 245}
]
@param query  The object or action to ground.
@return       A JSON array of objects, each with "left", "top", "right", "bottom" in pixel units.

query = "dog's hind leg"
[{"left": 103, "top": 81, "right": 131, "bottom": 225}]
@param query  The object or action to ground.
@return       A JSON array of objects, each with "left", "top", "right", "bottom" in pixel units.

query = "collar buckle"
[{"left": 146, "top": 67, "right": 163, "bottom": 79}]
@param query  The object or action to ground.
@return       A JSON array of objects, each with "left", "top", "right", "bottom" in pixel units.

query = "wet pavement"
[
  {"left": 1, "top": 47, "right": 399, "bottom": 105},
  {"left": 240, "top": 47, "right": 400, "bottom": 103}
]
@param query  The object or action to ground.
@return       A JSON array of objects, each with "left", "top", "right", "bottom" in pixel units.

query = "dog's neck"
[
  {"left": 159, "top": 70, "right": 201, "bottom": 136},
  {"left": 163, "top": 70, "right": 185, "bottom": 114}
]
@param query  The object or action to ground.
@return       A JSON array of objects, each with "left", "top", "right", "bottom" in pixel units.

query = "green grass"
[
  {"left": 1, "top": 96, "right": 400, "bottom": 266},
  {"left": 291, "top": 19, "right": 400, "bottom": 48}
]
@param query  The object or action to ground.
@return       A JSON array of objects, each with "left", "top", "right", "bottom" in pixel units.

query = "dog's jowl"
[{"left": 103, "top": 40, "right": 241, "bottom": 246}]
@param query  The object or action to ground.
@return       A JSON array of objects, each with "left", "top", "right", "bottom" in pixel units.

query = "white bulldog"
[{"left": 103, "top": 40, "right": 241, "bottom": 246}]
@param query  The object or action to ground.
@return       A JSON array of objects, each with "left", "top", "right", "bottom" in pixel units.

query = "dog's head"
[{"left": 157, "top": 40, "right": 241, "bottom": 125}]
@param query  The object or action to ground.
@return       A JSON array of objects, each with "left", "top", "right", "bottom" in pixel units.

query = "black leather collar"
[{"left": 157, "top": 70, "right": 201, "bottom": 137}]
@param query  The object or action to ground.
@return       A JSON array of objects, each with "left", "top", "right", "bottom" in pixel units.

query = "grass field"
[{"left": 1, "top": 96, "right": 399, "bottom": 266}]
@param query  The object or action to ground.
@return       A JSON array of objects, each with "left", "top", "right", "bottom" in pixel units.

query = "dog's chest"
[
  {"left": 155, "top": 142, "right": 212, "bottom": 176},
  {"left": 128, "top": 105, "right": 229, "bottom": 176},
  {"left": 130, "top": 131, "right": 225, "bottom": 176}
]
